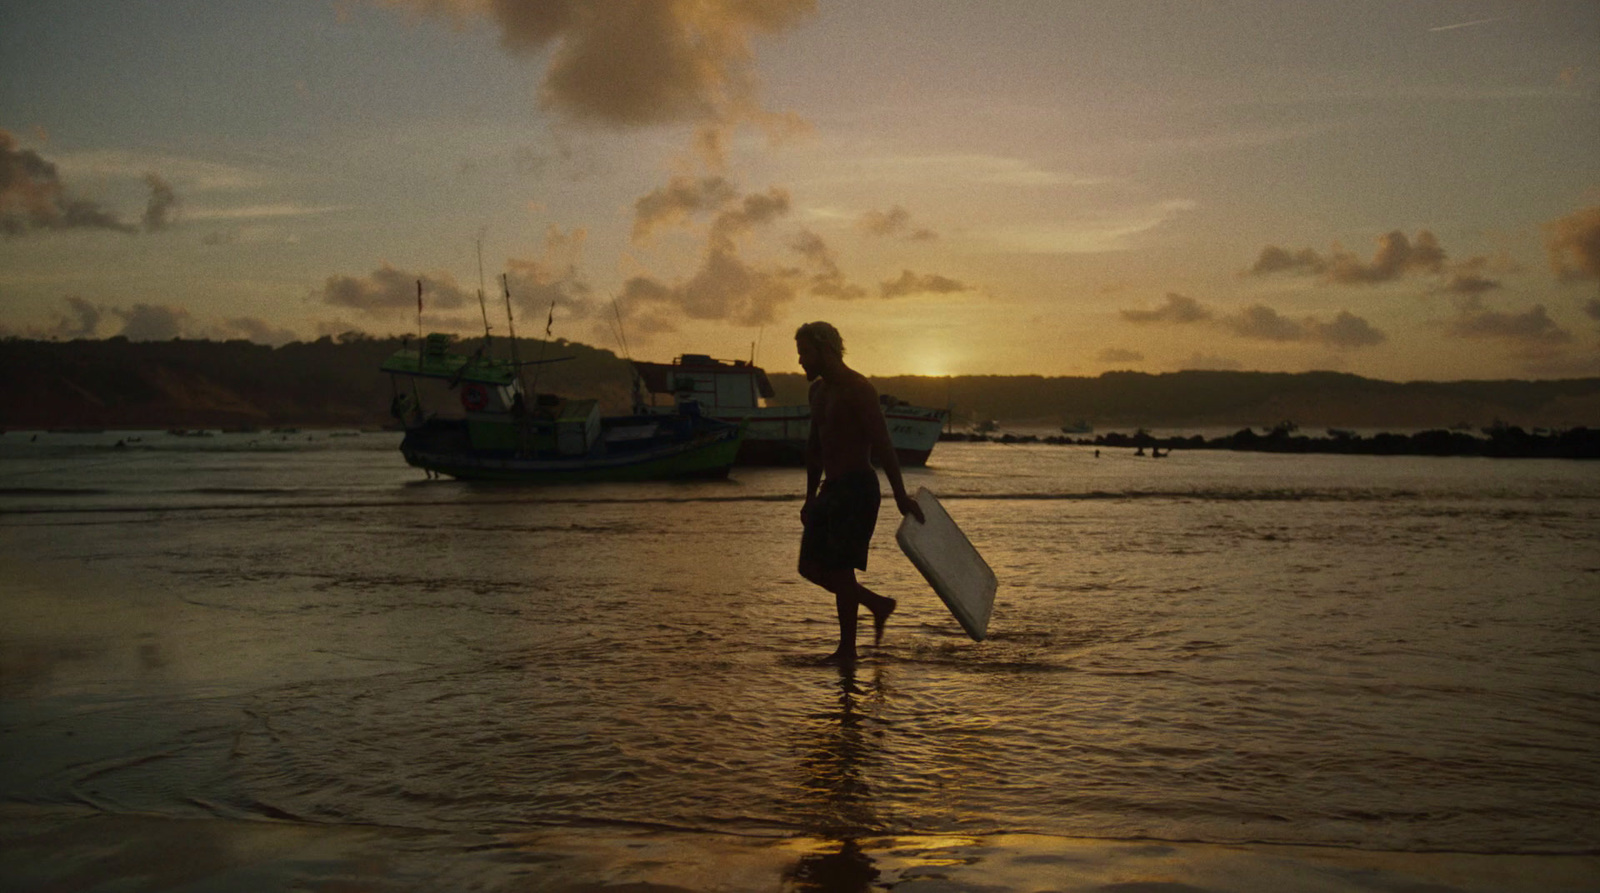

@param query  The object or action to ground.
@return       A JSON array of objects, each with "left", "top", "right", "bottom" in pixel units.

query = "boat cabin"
[{"left": 632, "top": 355, "right": 775, "bottom": 412}]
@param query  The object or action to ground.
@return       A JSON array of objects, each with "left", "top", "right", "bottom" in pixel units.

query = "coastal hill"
[{"left": 3, "top": 335, "right": 1598, "bottom": 432}]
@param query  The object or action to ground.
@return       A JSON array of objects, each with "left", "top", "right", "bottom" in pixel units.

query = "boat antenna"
[
  {"left": 475, "top": 232, "right": 492, "bottom": 349},
  {"left": 528, "top": 299, "right": 556, "bottom": 398},
  {"left": 611, "top": 298, "right": 632, "bottom": 362},
  {"left": 501, "top": 274, "right": 529, "bottom": 400}
]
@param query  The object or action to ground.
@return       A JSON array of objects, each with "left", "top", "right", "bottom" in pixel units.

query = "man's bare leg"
[{"left": 805, "top": 564, "right": 895, "bottom": 661}]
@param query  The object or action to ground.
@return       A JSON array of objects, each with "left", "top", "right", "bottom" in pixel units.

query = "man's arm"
[
  {"left": 803, "top": 381, "right": 824, "bottom": 515},
  {"left": 861, "top": 382, "right": 925, "bottom": 523}
]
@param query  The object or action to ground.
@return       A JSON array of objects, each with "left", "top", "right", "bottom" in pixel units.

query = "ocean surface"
[{"left": 2, "top": 430, "right": 1597, "bottom": 888}]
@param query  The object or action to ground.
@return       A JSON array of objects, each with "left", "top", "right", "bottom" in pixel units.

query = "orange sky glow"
[{"left": 2, "top": 0, "right": 1598, "bottom": 381}]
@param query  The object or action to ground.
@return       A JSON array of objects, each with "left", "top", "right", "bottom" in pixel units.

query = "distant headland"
[{"left": 3, "top": 336, "right": 1597, "bottom": 455}]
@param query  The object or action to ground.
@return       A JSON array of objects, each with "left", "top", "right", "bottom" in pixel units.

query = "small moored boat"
[{"left": 630, "top": 354, "right": 947, "bottom": 466}]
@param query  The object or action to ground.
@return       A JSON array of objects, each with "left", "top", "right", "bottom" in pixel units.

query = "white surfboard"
[{"left": 896, "top": 487, "right": 996, "bottom": 641}]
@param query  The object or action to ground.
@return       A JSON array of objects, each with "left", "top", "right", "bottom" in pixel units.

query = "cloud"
[
  {"left": 1096, "top": 347, "right": 1144, "bottom": 364},
  {"left": 1447, "top": 299, "right": 1573, "bottom": 347},
  {"left": 1441, "top": 272, "right": 1501, "bottom": 296},
  {"left": 502, "top": 225, "right": 598, "bottom": 328},
  {"left": 142, "top": 173, "right": 179, "bottom": 231},
  {"left": 212, "top": 316, "right": 301, "bottom": 346},
  {"left": 1249, "top": 245, "right": 1326, "bottom": 276},
  {"left": 619, "top": 181, "right": 802, "bottom": 327},
  {"left": 791, "top": 229, "right": 866, "bottom": 300},
  {"left": 632, "top": 175, "right": 738, "bottom": 242},
  {"left": 878, "top": 270, "right": 973, "bottom": 299},
  {"left": 1225, "top": 305, "right": 1306, "bottom": 342},
  {"left": 378, "top": 0, "right": 815, "bottom": 141},
  {"left": 1178, "top": 353, "right": 1243, "bottom": 371},
  {"left": 858, "top": 205, "right": 937, "bottom": 241},
  {"left": 321, "top": 263, "right": 474, "bottom": 316},
  {"left": 1307, "top": 311, "right": 1387, "bottom": 348},
  {"left": 50, "top": 297, "right": 106, "bottom": 339},
  {"left": 1585, "top": 297, "right": 1600, "bottom": 321},
  {"left": 1327, "top": 230, "right": 1446, "bottom": 284},
  {"left": 1248, "top": 229, "right": 1447, "bottom": 285},
  {"left": 620, "top": 250, "right": 800, "bottom": 329},
  {"left": 1120, "top": 293, "right": 1212, "bottom": 324},
  {"left": 1223, "top": 305, "right": 1387, "bottom": 348},
  {"left": 113, "top": 304, "right": 194, "bottom": 341},
  {"left": 1544, "top": 205, "right": 1600, "bottom": 282},
  {"left": 1, "top": 130, "right": 136, "bottom": 235}
]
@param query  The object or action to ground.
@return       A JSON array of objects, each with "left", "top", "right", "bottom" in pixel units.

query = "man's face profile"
[{"left": 796, "top": 336, "right": 823, "bottom": 381}]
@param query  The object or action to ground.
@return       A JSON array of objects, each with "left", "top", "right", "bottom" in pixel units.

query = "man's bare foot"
[
  {"left": 872, "top": 597, "right": 897, "bottom": 645},
  {"left": 820, "top": 650, "right": 857, "bottom": 665}
]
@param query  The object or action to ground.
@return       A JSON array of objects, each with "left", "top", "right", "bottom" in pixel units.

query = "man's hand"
[{"left": 896, "top": 491, "right": 925, "bottom": 524}]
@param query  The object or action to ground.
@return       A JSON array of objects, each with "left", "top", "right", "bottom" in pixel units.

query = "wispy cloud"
[{"left": 1428, "top": 17, "right": 1504, "bottom": 32}]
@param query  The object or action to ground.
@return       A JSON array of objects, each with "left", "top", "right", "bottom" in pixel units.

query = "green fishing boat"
[{"left": 382, "top": 334, "right": 743, "bottom": 483}]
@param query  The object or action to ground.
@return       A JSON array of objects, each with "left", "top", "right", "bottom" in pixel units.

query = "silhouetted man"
[{"left": 795, "top": 321, "right": 923, "bottom": 663}]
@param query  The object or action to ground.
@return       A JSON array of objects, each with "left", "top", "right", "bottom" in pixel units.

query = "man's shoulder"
[{"left": 843, "top": 369, "right": 878, "bottom": 400}]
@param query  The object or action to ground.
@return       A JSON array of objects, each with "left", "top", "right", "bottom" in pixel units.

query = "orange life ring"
[{"left": 460, "top": 383, "right": 490, "bottom": 412}]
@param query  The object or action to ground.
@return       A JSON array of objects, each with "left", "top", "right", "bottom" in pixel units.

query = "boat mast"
[
  {"left": 475, "top": 234, "right": 492, "bottom": 350},
  {"left": 501, "top": 274, "right": 528, "bottom": 399}
]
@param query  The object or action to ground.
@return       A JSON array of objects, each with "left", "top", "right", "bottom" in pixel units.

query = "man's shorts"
[{"left": 800, "top": 470, "right": 881, "bottom": 572}]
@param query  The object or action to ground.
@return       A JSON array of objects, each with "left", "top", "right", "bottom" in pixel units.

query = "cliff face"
[{"left": 3, "top": 337, "right": 1598, "bottom": 431}]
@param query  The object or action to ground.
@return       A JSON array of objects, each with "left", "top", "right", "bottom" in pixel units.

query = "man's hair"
[{"left": 795, "top": 321, "right": 845, "bottom": 358}]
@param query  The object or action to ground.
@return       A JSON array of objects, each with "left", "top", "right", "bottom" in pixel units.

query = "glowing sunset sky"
[{"left": 3, "top": 0, "right": 1598, "bottom": 380}]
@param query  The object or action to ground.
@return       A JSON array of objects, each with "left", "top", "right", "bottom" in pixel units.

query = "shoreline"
[
  {"left": 4, "top": 805, "right": 1596, "bottom": 892},
  {"left": 943, "top": 425, "right": 1600, "bottom": 459}
]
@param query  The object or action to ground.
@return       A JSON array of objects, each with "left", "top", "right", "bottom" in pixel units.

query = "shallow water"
[{"left": 2, "top": 431, "right": 1597, "bottom": 876}]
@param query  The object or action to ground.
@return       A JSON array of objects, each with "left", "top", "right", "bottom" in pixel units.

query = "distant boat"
[
  {"left": 381, "top": 335, "right": 743, "bottom": 483},
  {"left": 1060, "top": 420, "right": 1094, "bottom": 435},
  {"left": 629, "top": 354, "right": 947, "bottom": 466}
]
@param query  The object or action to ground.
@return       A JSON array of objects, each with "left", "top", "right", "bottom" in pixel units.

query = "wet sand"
[{"left": 4, "top": 804, "right": 1595, "bottom": 892}]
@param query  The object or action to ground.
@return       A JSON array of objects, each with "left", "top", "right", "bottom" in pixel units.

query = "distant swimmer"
[{"left": 795, "top": 321, "right": 924, "bottom": 664}]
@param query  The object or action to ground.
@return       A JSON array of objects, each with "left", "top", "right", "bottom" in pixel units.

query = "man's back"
[{"left": 809, "top": 370, "right": 878, "bottom": 478}]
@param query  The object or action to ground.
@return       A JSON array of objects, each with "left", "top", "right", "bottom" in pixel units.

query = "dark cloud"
[
  {"left": 1096, "top": 347, "right": 1144, "bottom": 364},
  {"left": 1249, "top": 245, "right": 1326, "bottom": 276},
  {"left": 1307, "top": 311, "right": 1387, "bottom": 348},
  {"left": 113, "top": 303, "right": 193, "bottom": 341},
  {"left": 619, "top": 182, "right": 802, "bottom": 326},
  {"left": 50, "top": 296, "right": 105, "bottom": 339},
  {"left": 1, "top": 130, "right": 136, "bottom": 235},
  {"left": 1447, "top": 299, "right": 1573, "bottom": 346},
  {"left": 1441, "top": 272, "right": 1501, "bottom": 295},
  {"left": 1544, "top": 205, "right": 1600, "bottom": 282},
  {"left": 385, "top": 0, "right": 815, "bottom": 135},
  {"left": 858, "top": 205, "right": 938, "bottom": 241},
  {"left": 1120, "top": 293, "right": 1212, "bottom": 324},
  {"left": 791, "top": 229, "right": 866, "bottom": 300},
  {"left": 1226, "top": 304, "right": 1306, "bottom": 341},
  {"left": 321, "top": 263, "right": 474, "bottom": 316},
  {"left": 142, "top": 173, "right": 179, "bottom": 231},
  {"left": 1223, "top": 305, "right": 1387, "bottom": 348},
  {"left": 1584, "top": 297, "right": 1600, "bottom": 321},
  {"left": 632, "top": 175, "right": 737, "bottom": 242},
  {"left": 1326, "top": 230, "right": 1446, "bottom": 284},
  {"left": 620, "top": 250, "right": 800, "bottom": 328},
  {"left": 1248, "top": 230, "right": 1447, "bottom": 285},
  {"left": 878, "top": 270, "right": 973, "bottom": 299},
  {"left": 711, "top": 186, "right": 791, "bottom": 243}
]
